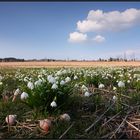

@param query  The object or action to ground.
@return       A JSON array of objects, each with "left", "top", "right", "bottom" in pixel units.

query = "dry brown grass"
[{"left": 0, "top": 61, "right": 140, "bottom": 68}]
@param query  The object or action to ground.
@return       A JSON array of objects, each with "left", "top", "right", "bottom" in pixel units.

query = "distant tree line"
[
  {"left": 98, "top": 57, "right": 136, "bottom": 62},
  {"left": 0, "top": 57, "right": 138, "bottom": 62},
  {"left": 0, "top": 57, "right": 24, "bottom": 62}
]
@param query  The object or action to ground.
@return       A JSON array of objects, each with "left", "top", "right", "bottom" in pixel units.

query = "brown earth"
[{"left": 0, "top": 61, "right": 140, "bottom": 68}]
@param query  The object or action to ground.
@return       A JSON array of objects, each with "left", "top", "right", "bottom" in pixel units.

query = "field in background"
[{"left": 0, "top": 61, "right": 140, "bottom": 68}]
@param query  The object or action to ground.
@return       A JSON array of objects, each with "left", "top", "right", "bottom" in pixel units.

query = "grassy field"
[
  {"left": 0, "top": 61, "right": 140, "bottom": 68},
  {"left": 0, "top": 66, "right": 140, "bottom": 138}
]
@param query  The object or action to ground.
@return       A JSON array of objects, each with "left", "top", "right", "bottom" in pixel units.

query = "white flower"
[
  {"left": 0, "top": 82, "right": 3, "bottom": 85},
  {"left": 47, "top": 75, "right": 56, "bottom": 84},
  {"left": 81, "top": 85, "right": 88, "bottom": 91},
  {"left": 74, "top": 84, "right": 78, "bottom": 87},
  {"left": 14, "top": 88, "right": 20, "bottom": 96},
  {"left": 34, "top": 79, "right": 42, "bottom": 87},
  {"left": 55, "top": 76, "right": 59, "bottom": 80},
  {"left": 113, "top": 95, "right": 117, "bottom": 101},
  {"left": 84, "top": 91, "right": 91, "bottom": 97},
  {"left": 51, "top": 83, "right": 58, "bottom": 89},
  {"left": 98, "top": 83, "right": 105, "bottom": 89},
  {"left": 24, "top": 77, "right": 29, "bottom": 82},
  {"left": 27, "top": 82, "right": 34, "bottom": 90},
  {"left": 21, "top": 92, "right": 29, "bottom": 100},
  {"left": 127, "top": 80, "right": 130, "bottom": 83},
  {"left": 118, "top": 81, "right": 125, "bottom": 88},
  {"left": 74, "top": 75, "right": 78, "bottom": 80},
  {"left": 56, "top": 71, "right": 62, "bottom": 76},
  {"left": 50, "top": 101, "right": 57, "bottom": 107},
  {"left": 60, "top": 80, "right": 65, "bottom": 85},
  {"left": 113, "top": 86, "right": 117, "bottom": 91},
  {"left": 65, "top": 77, "right": 71, "bottom": 83}
]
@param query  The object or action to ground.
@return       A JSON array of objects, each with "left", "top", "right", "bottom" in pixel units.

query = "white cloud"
[
  {"left": 77, "top": 8, "right": 140, "bottom": 33},
  {"left": 93, "top": 35, "right": 105, "bottom": 43},
  {"left": 68, "top": 32, "right": 87, "bottom": 43}
]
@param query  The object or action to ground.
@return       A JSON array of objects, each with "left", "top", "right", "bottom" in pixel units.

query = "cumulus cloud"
[
  {"left": 68, "top": 32, "right": 87, "bottom": 43},
  {"left": 93, "top": 35, "right": 105, "bottom": 43},
  {"left": 77, "top": 8, "right": 140, "bottom": 33}
]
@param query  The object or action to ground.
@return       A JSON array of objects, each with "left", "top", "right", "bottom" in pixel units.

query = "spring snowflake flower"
[
  {"left": 113, "top": 86, "right": 117, "bottom": 91},
  {"left": 24, "top": 77, "right": 29, "bottom": 82},
  {"left": 14, "top": 88, "right": 20, "bottom": 96},
  {"left": 84, "top": 91, "right": 91, "bottom": 97},
  {"left": 56, "top": 71, "right": 62, "bottom": 76},
  {"left": 113, "top": 95, "right": 117, "bottom": 101},
  {"left": 60, "top": 80, "right": 65, "bottom": 85},
  {"left": 74, "top": 75, "right": 78, "bottom": 80},
  {"left": 65, "top": 77, "right": 71, "bottom": 83},
  {"left": 81, "top": 85, "right": 88, "bottom": 91},
  {"left": 34, "top": 79, "right": 42, "bottom": 87},
  {"left": 27, "top": 82, "right": 34, "bottom": 90},
  {"left": 98, "top": 83, "right": 105, "bottom": 89},
  {"left": 50, "top": 101, "right": 57, "bottom": 107},
  {"left": 118, "top": 81, "right": 125, "bottom": 88},
  {"left": 47, "top": 75, "right": 56, "bottom": 84},
  {"left": 21, "top": 92, "right": 29, "bottom": 100},
  {"left": 52, "top": 83, "right": 58, "bottom": 89}
]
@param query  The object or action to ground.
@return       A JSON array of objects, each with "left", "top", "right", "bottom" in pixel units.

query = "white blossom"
[
  {"left": 65, "top": 77, "right": 71, "bottom": 83},
  {"left": 50, "top": 101, "right": 57, "bottom": 107},
  {"left": 98, "top": 83, "right": 105, "bottom": 89},
  {"left": 14, "top": 88, "right": 20, "bottom": 96},
  {"left": 113, "top": 86, "right": 117, "bottom": 91},
  {"left": 60, "top": 80, "right": 65, "bottom": 85},
  {"left": 51, "top": 83, "right": 58, "bottom": 89},
  {"left": 118, "top": 81, "right": 125, "bottom": 88},
  {"left": 21, "top": 92, "right": 29, "bottom": 100},
  {"left": 84, "top": 91, "right": 91, "bottom": 97},
  {"left": 27, "top": 82, "right": 34, "bottom": 90},
  {"left": 34, "top": 79, "right": 42, "bottom": 87},
  {"left": 74, "top": 75, "right": 78, "bottom": 80}
]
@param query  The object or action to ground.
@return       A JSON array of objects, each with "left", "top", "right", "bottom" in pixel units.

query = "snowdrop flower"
[
  {"left": 50, "top": 101, "right": 57, "bottom": 107},
  {"left": 118, "top": 81, "right": 125, "bottom": 88},
  {"left": 0, "top": 82, "right": 3, "bottom": 85},
  {"left": 74, "top": 75, "right": 78, "bottom": 80},
  {"left": 27, "top": 82, "right": 34, "bottom": 90},
  {"left": 51, "top": 83, "right": 58, "bottom": 89},
  {"left": 127, "top": 80, "right": 130, "bottom": 83},
  {"left": 84, "top": 91, "right": 91, "bottom": 97},
  {"left": 14, "top": 88, "right": 20, "bottom": 96},
  {"left": 65, "top": 77, "right": 71, "bottom": 83},
  {"left": 21, "top": 92, "right": 29, "bottom": 100},
  {"left": 60, "top": 80, "right": 65, "bottom": 86},
  {"left": 98, "top": 83, "right": 105, "bottom": 89}
]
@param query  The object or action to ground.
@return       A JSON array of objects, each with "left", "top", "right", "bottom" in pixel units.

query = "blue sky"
[{"left": 0, "top": 2, "right": 140, "bottom": 60}]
